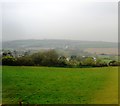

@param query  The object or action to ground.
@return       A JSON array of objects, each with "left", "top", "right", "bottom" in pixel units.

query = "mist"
[{"left": 1, "top": 0, "right": 118, "bottom": 42}]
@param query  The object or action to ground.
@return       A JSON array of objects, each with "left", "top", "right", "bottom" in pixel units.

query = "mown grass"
[{"left": 2, "top": 66, "right": 118, "bottom": 104}]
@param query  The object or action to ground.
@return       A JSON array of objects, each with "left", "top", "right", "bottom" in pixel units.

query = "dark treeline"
[{"left": 1, "top": 50, "right": 120, "bottom": 67}]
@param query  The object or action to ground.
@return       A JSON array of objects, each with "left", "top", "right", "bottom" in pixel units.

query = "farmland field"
[
  {"left": 2, "top": 66, "right": 118, "bottom": 104},
  {"left": 84, "top": 48, "right": 118, "bottom": 55}
]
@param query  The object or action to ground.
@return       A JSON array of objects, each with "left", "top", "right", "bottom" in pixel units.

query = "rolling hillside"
[{"left": 2, "top": 39, "right": 118, "bottom": 50}]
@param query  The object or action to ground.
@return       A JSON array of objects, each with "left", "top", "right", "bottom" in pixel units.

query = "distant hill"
[{"left": 2, "top": 39, "right": 118, "bottom": 50}]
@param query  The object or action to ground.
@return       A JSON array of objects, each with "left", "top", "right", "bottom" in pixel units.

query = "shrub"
[
  {"left": 109, "top": 60, "right": 119, "bottom": 66},
  {"left": 2, "top": 56, "right": 16, "bottom": 66},
  {"left": 16, "top": 56, "right": 34, "bottom": 66},
  {"left": 82, "top": 57, "right": 95, "bottom": 66}
]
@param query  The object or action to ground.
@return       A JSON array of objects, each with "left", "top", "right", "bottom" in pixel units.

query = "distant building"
[
  {"left": 66, "top": 57, "right": 70, "bottom": 61},
  {"left": 92, "top": 57, "right": 96, "bottom": 61},
  {"left": 65, "top": 45, "right": 68, "bottom": 49}
]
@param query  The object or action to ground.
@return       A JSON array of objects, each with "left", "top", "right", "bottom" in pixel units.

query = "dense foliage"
[{"left": 1, "top": 50, "right": 120, "bottom": 67}]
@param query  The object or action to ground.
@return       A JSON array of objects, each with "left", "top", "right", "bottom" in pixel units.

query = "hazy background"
[{"left": 1, "top": 0, "right": 118, "bottom": 42}]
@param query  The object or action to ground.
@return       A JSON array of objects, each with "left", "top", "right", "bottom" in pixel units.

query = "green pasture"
[{"left": 2, "top": 66, "right": 118, "bottom": 104}]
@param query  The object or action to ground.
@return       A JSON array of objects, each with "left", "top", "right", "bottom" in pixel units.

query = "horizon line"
[{"left": 2, "top": 38, "right": 118, "bottom": 43}]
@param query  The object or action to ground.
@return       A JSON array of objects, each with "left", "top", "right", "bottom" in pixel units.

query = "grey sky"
[{"left": 1, "top": 0, "right": 118, "bottom": 42}]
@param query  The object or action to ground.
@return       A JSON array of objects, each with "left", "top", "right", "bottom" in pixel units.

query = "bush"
[
  {"left": 40, "top": 50, "right": 59, "bottom": 66},
  {"left": 82, "top": 57, "right": 95, "bottom": 67},
  {"left": 30, "top": 50, "right": 59, "bottom": 66},
  {"left": 16, "top": 56, "right": 34, "bottom": 66},
  {"left": 109, "top": 60, "right": 119, "bottom": 66},
  {"left": 2, "top": 56, "right": 16, "bottom": 66},
  {"left": 31, "top": 52, "right": 43, "bottom": 66}
]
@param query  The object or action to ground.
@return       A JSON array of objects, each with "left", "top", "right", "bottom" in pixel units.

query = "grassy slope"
[
  {"left": 2, "top": 66, "right": 118, "bottom": 104},
  {"left": 91, "top": 68, "right": 118, "bottom": 104},
  {"left": 3, "top": 39, "right": 117, "bottom": 49}
]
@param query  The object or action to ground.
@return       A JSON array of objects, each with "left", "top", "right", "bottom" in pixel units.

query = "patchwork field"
[
  {"left": 84, "top": 48, "right": 118, "bottom": 55},
  {"left": 2, "top": 66, "right": 118, "bottom": 104}
]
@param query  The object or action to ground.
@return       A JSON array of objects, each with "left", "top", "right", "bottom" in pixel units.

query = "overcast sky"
[{"left": 1, "top": 0, "right": 118, "bottom": 42}]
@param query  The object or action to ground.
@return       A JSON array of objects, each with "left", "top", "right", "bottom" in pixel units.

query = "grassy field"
[{"left": 2, "top": 66, "right": 118, "bottom": 104}]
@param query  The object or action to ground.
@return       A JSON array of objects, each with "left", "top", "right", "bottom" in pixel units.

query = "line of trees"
[{"left": 1, "top": 50, "right": 120, "bottom": 67}]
